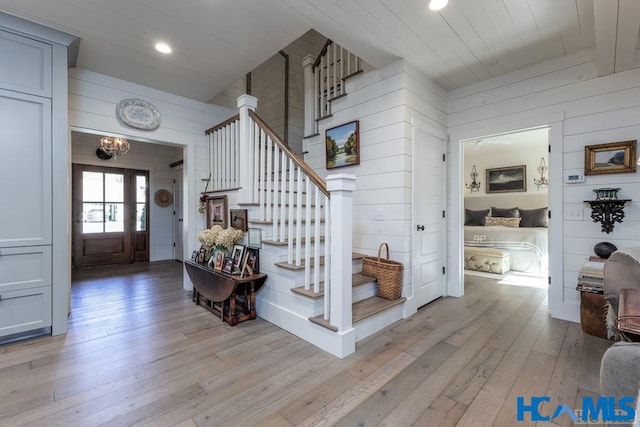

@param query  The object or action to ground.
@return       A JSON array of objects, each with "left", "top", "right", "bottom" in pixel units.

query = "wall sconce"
[
  {"left": 533, "top": 157, "right": 548, "bottom": 189},
  {"left": 465, "top": 165, "right": 481, "bottom": 192}
]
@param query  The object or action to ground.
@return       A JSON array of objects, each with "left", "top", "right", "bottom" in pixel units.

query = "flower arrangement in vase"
[{"left": 197, "top": 225, "right": 244, "bottom": 265}]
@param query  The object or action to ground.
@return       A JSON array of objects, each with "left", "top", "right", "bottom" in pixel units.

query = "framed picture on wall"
[
  {"left": 584, "top": 140, "right": 637, "bottom": 175},
  {"left": 230, "top": 209, "right": 248, "bottom": 231},
  {"left": 325, "top": 120, "right": 360, "bottom": 169},
  {"left": 486, "top": 165, "right": 527, "bottom": 193},
  {"left": 206, "top": 195, "right": 227, "bottom": 228}
]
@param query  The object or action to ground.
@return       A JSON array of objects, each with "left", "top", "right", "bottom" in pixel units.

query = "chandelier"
[
  {"left": 99, "top": 136, "right": 130, "bottom": 158},
  {"left": 465, "top": 165, "right": 481, "bottom": 192},
  {"left": 534, "top": 157, "right": 548, "bottom": 189}
]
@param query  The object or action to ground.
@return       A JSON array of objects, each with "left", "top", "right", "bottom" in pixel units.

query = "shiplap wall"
[
  {"left": 68, "top": 68, "right": 234, "bottom": 286},
  {"left": 71, "top": 133, "right": 181, "bottom": 261},
  {"left": 305, "top": 60, "right": 446, "bottom": 307},
  {"left": 447, "top": 48, "right": 640, "bottom": 322}
]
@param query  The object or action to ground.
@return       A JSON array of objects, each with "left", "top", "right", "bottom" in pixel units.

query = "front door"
[
  {"left": 73, "top": 164, "right": 149, "bottom": 268},
  {"left": 412, "top": 118, "right": 446, "bottom": 308},
  {"left": 173, "top": 167, "right": 184, "bottom": 261}
]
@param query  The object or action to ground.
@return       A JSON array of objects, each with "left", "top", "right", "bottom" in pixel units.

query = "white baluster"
[
  {"left": 304, "top": 177, "right": 311, "bottom": 291},
  {"left": 272, "top": 145, "right": 280, "bottom": 239},
  {"left": 295, "top": 168, "right": 302, "bottom": 267},
  {"left": 287, "top": 158, "right": 295, "bottom": 264},
  {"left": 279, "top": 151, "right": 287, "bottom": 243},
  {"left": 266, "top": 135, "right": 273, "bottom": 223},
  {"left": 324, "top": 196, "right": 330, "bottom": 320},
  {"left": 313, "top": 187, "right": 321, "bottom": 294},
  {"left": 258, "top": 126, "right": 265, "bottom": 221},
  {"left": 253, "top": 120, "right": 260, "bottom": 203}
]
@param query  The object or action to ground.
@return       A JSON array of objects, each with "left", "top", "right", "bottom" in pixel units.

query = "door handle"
[
  {"left": 178, "top": 219, "right": 183, "bottom": 222},
  {"left": 417, "top": 225, "right": 425, "bottom": 231}
]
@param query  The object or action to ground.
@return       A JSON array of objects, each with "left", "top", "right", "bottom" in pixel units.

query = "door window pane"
[
  {"left": 105, "top": 173, "right": 124, "bottom": 202},
  {"left": 82, "top": 202, "right": 104, "bottom": 233},
  {"left": 136, "top": 203, "right": 146, "bottom": 231},
  {"left": 136, "top": 175, "right": 147, "bottom": 203},
  {"left": 104, "top": 202, "right": 124, "bottom": 232},
  {"left": 82, "top": 171, "right": 103, "bottom": 201}
]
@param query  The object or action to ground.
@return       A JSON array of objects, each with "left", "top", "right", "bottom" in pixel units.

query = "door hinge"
[
  {"left": 548, "top": 276, "right": 551, "bottom": 285},
  {"left": 442, "top": 153, "right": 446, "bottom": 162},
  {"left": 548, "top": 210, "right": 551, "bottom": 219},
  {"left": 548, "top": 145, "right": 551, "bottom": 153},
  {"left": 173, "top": 242, "right": 176, "bottom": 247},
  {"left": 442, "top": 210, "right": 445, "bottom": 218},
  {"left": 443, "top": 266, "right": 446, "bottom": 275}
]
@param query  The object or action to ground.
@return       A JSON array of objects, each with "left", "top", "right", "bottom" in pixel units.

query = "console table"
[{"left": 184, "top": 260, "right": 267, "bottom": 326}]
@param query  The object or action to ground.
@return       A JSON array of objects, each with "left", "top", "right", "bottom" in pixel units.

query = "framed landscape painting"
[
  {"left": 486, "top": 165, "right": 527, "bottom": 193},
  {"left": 325, "top": 120, "right": 360, "bottom": 169},
  {"left": 584, "top": 140, "right": 637, "bottom": 175}
]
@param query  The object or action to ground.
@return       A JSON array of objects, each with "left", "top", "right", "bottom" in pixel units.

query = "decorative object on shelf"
[
  {"left": 325, "top": 120, "right": 359, "bottom": 169},
  {"left": 593, "top": 187, "right": 621, "bottom": 200},
  {"left": 198, "top": 173, "right": 211, "bottom": 214},
  {"left": 99, "top": 136, "right": 130, "bottom": 158},
  {"left": 594, "top": 242, "right": 617, "bottom": 259},
  {"left": 198, "top": 225, "right": 244, "bottom": 253},
  {"left": 584, "top": 140, "right": 637, "bottom": 175},
  {"left": 533, "top": 157, "right": 548, "bottom": 189},
  {"left": 230, "top": 244, "right": 246, "bottom": 274},
  {"left": 230, "top": 209, "right": 248, "bottom": 231},
  {"left": 154, "top": 189, "right": 173, "bottom": 207},
  {"left": 465, "top": 165, "right": 481, "bottom": 192},
  {"left": 117, "top": 98, "right": 161, "bottom": 130},
  {"left": 486, "top": 165, "right": 527, "bottom": 193},
  {"left": 584, "top": 197, "right": 631, "bottom": 234},
  {"left": 205, "top": 195, "right": 228, "bottom": 228}
]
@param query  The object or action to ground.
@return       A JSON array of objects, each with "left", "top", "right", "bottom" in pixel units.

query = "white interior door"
[
  {"left": 412, "top": 119, "right": 446, "bottom": 308},
  {"left": 173, "top": 167, "right": 183, "bottom": 261}
]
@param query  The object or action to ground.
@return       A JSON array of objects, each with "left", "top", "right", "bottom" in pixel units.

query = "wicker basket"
[{"left": 362, "top": 243, "right": 403, "bottom": 300}]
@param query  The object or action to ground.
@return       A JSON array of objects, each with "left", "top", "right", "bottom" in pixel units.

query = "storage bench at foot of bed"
[{"left": 464, "top": 246, "right": 511, "bottom": 274}]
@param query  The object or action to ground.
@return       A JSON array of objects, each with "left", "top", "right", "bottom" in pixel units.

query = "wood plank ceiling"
[{"left": 0, "top": 0, "right": 638, "bottom": 102}]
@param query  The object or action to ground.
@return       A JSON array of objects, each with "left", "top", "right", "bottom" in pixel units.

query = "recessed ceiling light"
[
  {"left": 428, "top": 0, "right": 448, "bottom": 11},
  {"left": 155, "top": 42, "right": 172, "bottom": 54}
]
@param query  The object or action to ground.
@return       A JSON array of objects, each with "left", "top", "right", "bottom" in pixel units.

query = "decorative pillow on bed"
[
  {"left": 491, "top": 206, "right": 520, "bottom": 218},
  {"left": 519, "top": 207, "right": 548, "bottom": 227},
  {"left": 484, "top": 216, "right": 521, "bottom": 227},
  {"left": 465, "top": 209, "right": 490, "bottom": 226}
]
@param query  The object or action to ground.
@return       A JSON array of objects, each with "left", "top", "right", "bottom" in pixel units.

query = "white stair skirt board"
[{"left": 464, "top": 270, "right": 547, "bottom": 289}]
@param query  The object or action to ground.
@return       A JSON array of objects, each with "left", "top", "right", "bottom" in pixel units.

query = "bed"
[
  {"left": 464, "top": 225, "right": 548, "bottom": 274},
  {"left": 463, "top": 194, "right": 549, "bottom": 275}
]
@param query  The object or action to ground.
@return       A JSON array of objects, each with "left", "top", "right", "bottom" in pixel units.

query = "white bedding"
[{"left": 464, "top": 225, "right": 548, "bottom": 274}]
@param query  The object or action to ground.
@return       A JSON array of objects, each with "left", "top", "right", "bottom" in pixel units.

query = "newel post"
[
  {"left": 237, "top": 94, "right": 258, "bottom": 203},
  {"left": 302, "top": 54, "right": 316, "bottom": 137},
  {"left": 327, "top": 173, "right": 356, "bottom": 333}
]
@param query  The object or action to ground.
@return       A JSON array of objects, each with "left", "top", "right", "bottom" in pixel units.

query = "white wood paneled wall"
[
  {"left": 447, "top": 48, "right": 640, "bottom": 322},
  {"left": 304, "top": 60, "right": 447, "bottom": 308}
]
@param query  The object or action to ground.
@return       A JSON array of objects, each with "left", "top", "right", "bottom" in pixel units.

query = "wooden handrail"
[
  {"left": 204, "top": 113, "right": 240, "bottom": 135},
  {"left": 312, "top": 39, "right": 333, "bottom": 70},
  {"left": 248, "top": 110, "right": 328, "bottom": 197}
]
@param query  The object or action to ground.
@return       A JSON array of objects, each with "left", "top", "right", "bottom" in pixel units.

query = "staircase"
[{"left": 201, "top": 42, "right": 405, "bottom": 358}]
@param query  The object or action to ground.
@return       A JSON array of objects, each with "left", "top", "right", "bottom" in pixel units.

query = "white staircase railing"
[
  {"left": 303, "top": 40, "right": 363, "bottom": 136},
  {"left": 204, "top": 114, "right": 240, "bottom": 191},
  {"left": 206, "top": 95, "right": 354, "bottom": 333}
]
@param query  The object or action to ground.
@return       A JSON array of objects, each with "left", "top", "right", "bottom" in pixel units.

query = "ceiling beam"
[
  {"left": 593, "top": 0, "right": 618, "bottom": 77},
  {"left": 593, "top": 0, "right": 640, "bottom": 76},
  {"left": 614, "top": 0, "right": 640, "bottom": 73}
]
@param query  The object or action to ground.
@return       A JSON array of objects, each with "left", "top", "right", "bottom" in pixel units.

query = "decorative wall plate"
[{"left": 117, "top": 98, "right": 161, "bottom": 130}]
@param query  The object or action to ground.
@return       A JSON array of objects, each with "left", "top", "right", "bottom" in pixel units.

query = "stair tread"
[
  {"left": 290, "top": 272, "right": 375, "bottom": 299},
  {"left": 263, "top": 236, "right": 325, "bottom": 247},
  {"left": 309, "top": 296, "right": 407, "bottom": 331},
  {"left": 275, "top": 252, "right": 367, "bottom": 271}
]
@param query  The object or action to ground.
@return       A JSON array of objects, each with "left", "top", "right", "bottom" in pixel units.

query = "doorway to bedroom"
[{"left": 462, "top": 128, "right": 549, "bottom": 289}]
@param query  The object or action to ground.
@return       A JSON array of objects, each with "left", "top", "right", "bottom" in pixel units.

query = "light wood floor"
[{"left": 0, "top": 262, "right": 612, "bottom": 426}]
